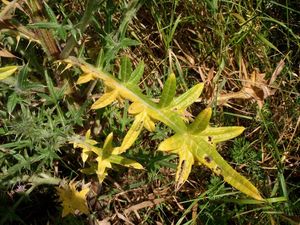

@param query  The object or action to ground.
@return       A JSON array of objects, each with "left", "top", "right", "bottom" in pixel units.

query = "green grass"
[{"left": 0, "top": 0, "right": 299, "bottom": 224}]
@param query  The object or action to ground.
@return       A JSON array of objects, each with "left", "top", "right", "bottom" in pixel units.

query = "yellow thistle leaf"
[
  {"left": 77, "top": 73, "right": 97, "bottom": 84},
  {"left": 176, "top": 146, "right": 194, "bottom": 186},
  {"left": 91, "top": 90, "right": 119, "bottom": 109},
  {"left": 114, "top": 112, "right": 145, "bottom": 154},
  {"left": 144, "top": 115, "right": 156, "bottom": 132},
  {"left": 0, "top": 65, "right": 18, "bottom": 80},
  {"left": 128, "top": 101, "right": 145, "bottom": 114},
  {"left": 56, "top": 181, "right": 90, "bottom": 217},
  {"left": 72, "top": 129, "right": 98, "bottom": 163},
  {"left": 158, "top": 109, "right": 263, "bottom": 200},
  {"left": 109, "top": 154, "right": 144, "bottom": 169},
  {"left": 96, "top": 157, "right": 112, "bottom": 182}
]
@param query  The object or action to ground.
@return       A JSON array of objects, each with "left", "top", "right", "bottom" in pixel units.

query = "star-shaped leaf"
[
  {"left": 72, "top": 129, "right": 98, "bottom": 163},
  {"left": 71, "top": 131, "right": 143, "bottom": 182},
  {"left": 158, "top": 107, "right": 263, "bottom": 200},
  {"left": 56, "top": 180, "right": 90, "bottom": 217}
]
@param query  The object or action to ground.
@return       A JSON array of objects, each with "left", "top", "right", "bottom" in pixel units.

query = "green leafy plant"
[{"left": 61, "top": 56, "right": 263, "bottom": 200}]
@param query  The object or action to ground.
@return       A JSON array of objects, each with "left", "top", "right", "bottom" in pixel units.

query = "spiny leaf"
[
  {"left": 0, "top": 65, "right": 18, "bottom": 80},
  {"left": 189, "top": 107, "right": 212, "bottom": 134},
  {"left": 158, "top": 73, "right": 177, "bottom": 108},
  {"left": 191, "top": 137, "right": 262, "bottom": 200},
  {"left": 91, "top": 89, "right": 119, "bottom": 109},
  {"left": 200, "top": 126, "right": 245, "bottom": 144},
  {"left": 72, "top": 129, "right": 98, "bottom": 163},
  {"left": 158, "top": 130, "right": 262, "bottom": 200},
  {"left": 113, "top": 112, "right": 145, "bottom": 154},
  {"left": 72, "top": 131, "right": 143, "bottom": 183},
  {"left": 158, "top": 108, "right": 262, "bottom": 200},
  {"left": 128, "top": 102, "right": 156, "bottom": 132},
  {"left": 128, "top": 61, "right": 144, "bottom": 84},
  {"left": 169, "top": 83, "right": 204, "bottom": 111},
  {"left": 77, "top": 73, "right": 97, "bottom": 84},
  {"left": 109, "top": 154, "right": 144, "bottom": 169},
  {"left": 119, "top": 56, "right": 132, "bottom": 82},
  {"left": 64, "top": 57, "right": 262, "bottom": 200},
  {"left": 56, "top": 180, "right": 89, "bottom": 217}
]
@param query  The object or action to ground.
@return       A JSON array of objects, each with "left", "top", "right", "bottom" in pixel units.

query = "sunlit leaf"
[
  {"left": 128, "top": 101, "right": 145, "bottom": 114},
  {"left": 158, "top": 108, "right": 262, "bottom": 200},
  {"left": 63, "top": 57, "right": 262, "bottom": 200},
  {"left": 128, "top": 61, "right": 144, "bottom": 84},
  {"left": 0, "top": 65, "right": 18, "bottom": 80},
  {"left": 113, "top": 112, "right": 145, "bottom": 154},
  {"left": 56, "top": 180, "right": 90, "bottom": 217},
  {"left": 169, "top": 83, "right": 204, "bottom": 111},
  {"left": 199, "top": 126, "right": 245, "bottom": 143},
  {"left": 109, "top": 154, "right": 143, "bottom": 169},
  {"left": 72, "top": 131, "right": 143, "bottom": 183},
  {"left": 189, "top": 107, "right": 212, "bottom": 134},
  {"left": 119, "top": 56, "right": 132, "bottom": 82},
  {"left": 91, "top": 89, "right": 119, "bottom": 109},
  {"left": 158, "top": 73, "right": 176, "bottom": 108},
  {"left": 77, "top": 73, "right": 97, "bottom": 84},
  {"left": 72, "top": 130, "right": 98, "bottom": 163}
]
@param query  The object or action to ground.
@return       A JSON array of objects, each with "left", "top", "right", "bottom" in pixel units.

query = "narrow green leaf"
[
  {"left": 7, "top": 92, "right": 19, "bottom": 114},
  {"left": 0, "top": 65, "right": 18, "bottom": 80},
  {"left": 17, "top": 64, "right": 29, "bottom": 90},
  {"left": 189, "top": 108, "right": 212, "bottom": 134},
  {"left": 158, "top": 73, "right": 176, "bottom": 108},
  {"left": 170, "top": 83, "right": 204, "bottom": 111},
  {"left": 128, "top": 61, "right": 144, "bottom": 84},
  {"left": 27, "top": 22, "right": 63, "bottom": 29},
  {"left": 256, "top": 33, "right": 280, "bottom": 53},
  {"left": 44, "top": 2, "right": 58, "bottom": 23},
  {"left": 119, "top": 38, "right": 140, "bottom": 48},
  {"left": 45, "top": 70, "right": 58, "bottom": 102},
  {"left": 119, "top": 56, "right": 132, "bottom": 82}
]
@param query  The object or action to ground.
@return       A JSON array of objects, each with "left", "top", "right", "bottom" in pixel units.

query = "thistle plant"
[{"left": 63, "top": 56, "right": 263, "bottom": 201}]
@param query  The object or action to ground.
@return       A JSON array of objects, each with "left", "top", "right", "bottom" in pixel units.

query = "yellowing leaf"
[
  {"left": 169, "top": 83, "right": 204, "bottom": 112},
  {"left": 72, "top": 129, "right": 98, "bottom": 163},
  {"left": 189, "top": 107, "right": 212, "bottom": 133},
  {"left": 77, "top": 73, "right": 97, "bottom": 84},
  {"left": 128, "top": 101, "right": 145, "bottom": 114},
  {"left": 56, "top": 180, "right": 90, "bottom": 217},
  {"left": 109, "top": 154, "right": 144, "bottom": 169},
  {"left": 96, "top": 156, "right": 112, "bottom": 182},
  {"left": 174, "top": 143, "right": 194, "bottom": 186},
  {"left": 158, "top": 108, "right": 263, "bottom": 200},
  {"left": 158, "top": 73, "right": 176, "bottom": 108},
  {"left": 0, "top": 65, "right": 18, "bottom": 80},
  {"left": 91, "top": 89, "right": 119, "bottom": 109},
  {"left": 144, "top": 115, "right": 156, "bottom": 132},
  {"left": 72, "top": 131, "right": 143, "bottom": 183},
  {"left": 63, "top": 57, "right": 262, "bottom": 200},
  {"left": 113, "top": 112, "right": 145, "bottom": 154}
]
